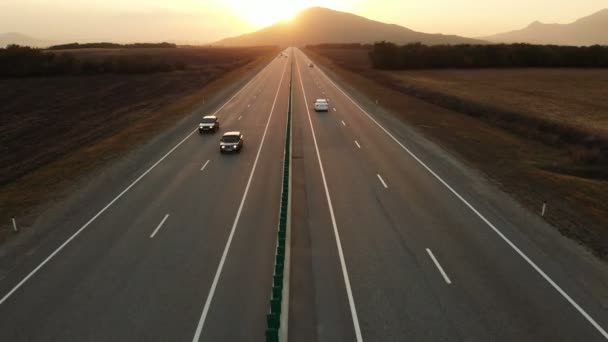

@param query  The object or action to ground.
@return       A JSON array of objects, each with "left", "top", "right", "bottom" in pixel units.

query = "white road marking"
[
  {"left": 200, "top": 160, "right": 210, "bottom": 172},
  {"left": 426, "top": 248, "right": 452, "bottom": 284},
  {"left": 0, "top": 53, "right": 275, "bottom": 307},
  {"left": 333, "top": 108, "right": 336, "bottom": 112},
  {"left": 305, "top": 48, "right": 608, "bottom": 340},
  {"left": 191, "top": 60, "right": 288, "bottom": 342},
  {"left": 149, "top": 214, "right": 170, "bottom": 238},
  {"left": 238, "top": 116, "right": 242, "bottom": 120},
  {"left": 355, "top": 140, "right": 361, "bottom": 149},
  {"left": 247, "top": 104, "right": 250, "bottom": 108},
  {"left": 295, "top": 56, "right": 364, "bottom": 342},
  {"left": 377, "top": 174, "right": 388, "bottom": 189},
  {"left": 341, "top": 120, "right": 346, "bottom": 126}
]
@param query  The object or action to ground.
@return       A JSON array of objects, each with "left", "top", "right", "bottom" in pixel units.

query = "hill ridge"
[{"left": 214, "top": 7, "right": 483, "bottom": 46}]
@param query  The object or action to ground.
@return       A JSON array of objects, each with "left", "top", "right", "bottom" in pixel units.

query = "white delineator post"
[{"left": 541, "top": 202, "right": 547, "bottom": 217}]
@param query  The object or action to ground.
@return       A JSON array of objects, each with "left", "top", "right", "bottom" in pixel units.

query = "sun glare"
[
  {"left": 223, "top": 0, "right": 300, "bottom": 27},
  {"left": 223, "top": 0, "right": 349, "bottom": 28}
]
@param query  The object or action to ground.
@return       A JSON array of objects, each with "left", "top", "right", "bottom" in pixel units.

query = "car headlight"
[{"left": 221, "top": 145, "right": 225, "bottom": 148}]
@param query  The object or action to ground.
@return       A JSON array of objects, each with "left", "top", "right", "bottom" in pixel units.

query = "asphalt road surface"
[{"left": 0, "top": 48, "right": 607, "bottom": 341}]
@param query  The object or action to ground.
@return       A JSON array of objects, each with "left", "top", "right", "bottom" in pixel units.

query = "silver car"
[{"left": 220, "top": 131, "right": 243, "bottom": 153}]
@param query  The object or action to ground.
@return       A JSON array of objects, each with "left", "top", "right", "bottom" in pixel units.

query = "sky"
[{"left": 0, "top": 0, "right": 606, "bottom": 43}]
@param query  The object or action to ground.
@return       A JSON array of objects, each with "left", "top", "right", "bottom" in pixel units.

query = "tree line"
[
  {"left": 306, "top": 43, "right": 372, "bottom": 49},
  {"left": 0, "top": 45, "right": 185, "bottom": 78},
  {"left": 369, "top": 42, "right": 608, "bottom": 69},
  {"left": 48, "top": 42, "right": 177, "bottom": 50}
]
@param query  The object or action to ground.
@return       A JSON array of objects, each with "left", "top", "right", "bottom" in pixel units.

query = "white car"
[{"left": 314, "top": 99, "right": 329, "bottom": 112}]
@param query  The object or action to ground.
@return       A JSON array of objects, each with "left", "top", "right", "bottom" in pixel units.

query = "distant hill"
[
  {"left": 214, "top": 7, "right": 484, "bottom": 46},
  {"left": 0, "top": 32, "right": 53, "bottom": 48},
  {"left": 482, "top": 9, "right": 608, "bottom": 46}
]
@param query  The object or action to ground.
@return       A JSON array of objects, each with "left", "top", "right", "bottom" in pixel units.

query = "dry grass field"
[
  {"left": 0, "top": 46, "right": 277, "bottom": 242},
  {"left": 306, "top": 46, "right": 608, "bottom": 259},
  {"left": 388, "top": 69, "right": 608, "bottom": 137}
]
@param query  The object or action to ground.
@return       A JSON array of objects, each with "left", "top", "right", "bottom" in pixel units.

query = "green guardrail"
[{"left": 265, "top": 58, "right": 293, "bottom": 342}]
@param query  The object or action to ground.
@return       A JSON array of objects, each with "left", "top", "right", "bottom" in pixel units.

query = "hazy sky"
[{"left": 1, "top": 0, "right": 606, "bottom": 43}]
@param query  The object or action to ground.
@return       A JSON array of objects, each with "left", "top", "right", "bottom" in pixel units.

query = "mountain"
[
  {"left": 483, "top": 9, "right": 608, "bottom": 46},
  {"left": 214, "top": 7, "right": 484, "bottom": 46},
  {"left": 0, "top": 32, "right": 53, "bottom": 48}
]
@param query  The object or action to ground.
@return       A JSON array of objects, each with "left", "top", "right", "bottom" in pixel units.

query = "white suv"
[{"left": 314, "top": 99, "right": 329, "bottom": 112}]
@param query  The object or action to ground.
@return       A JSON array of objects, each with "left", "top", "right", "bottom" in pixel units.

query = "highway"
[{"left": 0, "top": 47, "right": 607, "bottom": 341}]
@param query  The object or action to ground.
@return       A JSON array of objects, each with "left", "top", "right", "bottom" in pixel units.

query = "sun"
[{"left": 224, "top": 0, "right": 303, "bottom": 28}]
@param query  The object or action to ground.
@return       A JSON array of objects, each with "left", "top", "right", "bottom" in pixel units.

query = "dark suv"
[
  {"left": 199, "top": 115, "right": 219, "bottom": 133},
  {"left": 220, "top": 131, "right": 243, "bottom": 153}
]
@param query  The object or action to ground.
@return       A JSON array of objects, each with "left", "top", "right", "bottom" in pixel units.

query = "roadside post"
[{"left": 541, "top": 202, "right": 547, "bottom": 217}]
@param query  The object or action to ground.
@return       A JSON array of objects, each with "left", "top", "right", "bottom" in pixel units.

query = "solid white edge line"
[
  {"left": 295, "top": 52, "right": 364, "bottom": 342},
  {"left": 0, "top": 56, "right": 276, "bottom": 307},
  {"left": 149, "top": 214, "right": 170, "bottom": 238},
  {"left": 377, "top": 174, "right": 388, "bottom": 189},
  {"left": 200, "top": 160, "right": 210, "bottom": 172},
  {"left": 426, "top": 248, "right": 452, "bottom": 284},
  {"left": 355, "top": 140, "right": 361, "bottom": 149},
  {"left": 304, "top": 48, "right": 608, "bottom": 340},
  {"left": 191, "top": 60, "right": 288, "bottom": 342}
]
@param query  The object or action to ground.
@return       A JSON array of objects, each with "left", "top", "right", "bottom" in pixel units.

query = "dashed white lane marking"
[
  {"left": 426, "top": 248, "right": 452, "bottom": 284},
  {"left": 377, "top": 174, "right": 388, "bottom": 189},
  {"left": 355, "top": 140, "right": 361, "bottom": 149},
  {"left": 341, "top": 120, "right": 346, "bottom": 126},
  {"left": 149, "top": 214, "right": 170, "bottom": 238},
  {"left": 200, "top": 160, "right": 210, "bottom": 172}
]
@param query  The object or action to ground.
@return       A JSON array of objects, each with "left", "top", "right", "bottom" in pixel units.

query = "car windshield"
[
  {"left": 222, "top": 135, "right": 239, "bottom": 143},
  {"left": 201, "top": 118, "right": 215, "bottom": 123},
  {"left": 316, "top": 99, "right": 327, "bottom": 103}
]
